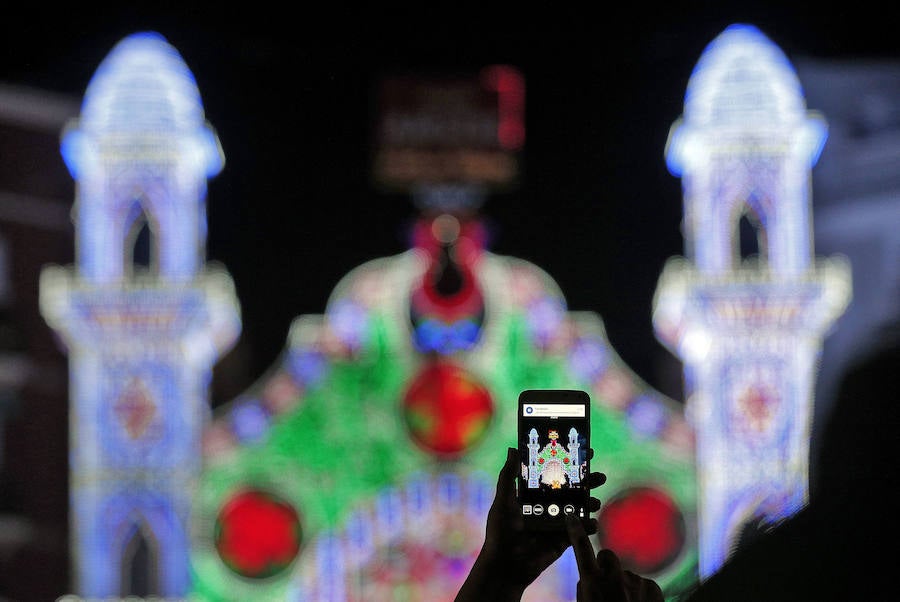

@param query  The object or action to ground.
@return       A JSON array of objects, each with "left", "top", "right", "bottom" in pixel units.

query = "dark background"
[{"left": 2, "top": 5, "right": 895, "bottom": 400}]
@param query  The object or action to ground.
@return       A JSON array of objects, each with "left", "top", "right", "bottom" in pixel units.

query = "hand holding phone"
[
  {"left": 517, "top": 389, "right": 592, "bottom": 530},
  {"left": 455, "top": 444, "right": 605, "bottom": 602}
]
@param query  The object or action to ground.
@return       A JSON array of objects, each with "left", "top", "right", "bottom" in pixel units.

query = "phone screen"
[{"left": 516, "top": 389, "right": 591, "bottom": 529}]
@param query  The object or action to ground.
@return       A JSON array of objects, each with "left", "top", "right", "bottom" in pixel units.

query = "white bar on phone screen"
[{"left": 521, "top": 403, "right": 585, "bottom": 417}]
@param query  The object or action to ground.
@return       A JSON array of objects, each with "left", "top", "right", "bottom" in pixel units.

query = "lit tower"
[
  {"left": 652, "top": 24, "right": 851, "bottom": 578},
  {"left": 566, "top": 427, "right": 580, "bottom": 484},
  {"left": 39, "top": 32, "right": 240, "bottom": 597}
]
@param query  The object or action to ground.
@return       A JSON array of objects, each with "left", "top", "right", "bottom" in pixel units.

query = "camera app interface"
[{"left": 518, "top": 401, "right": 589, "bottom": 520}]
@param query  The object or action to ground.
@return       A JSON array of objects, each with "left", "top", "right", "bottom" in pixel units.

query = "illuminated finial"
[
  {"left": 59, "top": 31, "right": 225, "bottom": 283},
  {"left": 61, "top": 31, "right": 223, "bottom": 180},
  {"left": 666, "top": 23, "right": 827, "bottom": 178}
]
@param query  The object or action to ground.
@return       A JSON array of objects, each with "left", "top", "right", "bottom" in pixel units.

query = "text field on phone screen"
[{"left": 522, "top": 404, "right": 585, "bottom": 417}]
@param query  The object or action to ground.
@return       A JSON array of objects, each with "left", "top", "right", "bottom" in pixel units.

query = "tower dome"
[
  {"left": 60, "top": 31, "right": 225, "bottom": 282},
  {"left": 683, "top": 24, "right": 807, "bottom": 129},
  {"left": 62, "top": 31, "right": 223, "bottom": 180},
  {"left": 80, "top": 31, "right": 207, "bottom": 134}
]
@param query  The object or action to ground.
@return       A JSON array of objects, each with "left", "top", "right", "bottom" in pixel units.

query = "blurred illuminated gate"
[
  {"left": 46, "top": 23, "right": 870, "bottom": 602},
  {"left": 190, "top": 66, "right": 699, "bottom": 601}
]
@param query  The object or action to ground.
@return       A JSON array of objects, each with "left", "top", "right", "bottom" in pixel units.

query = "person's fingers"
[
  {"left": 487, "top": 448, "right": 519, "bottom": 534},
  {"left": 620, "top": 570, "right": 665, "bottom": 602},
  {"left": 587, "top": 496, "right": 602, "bottom": 513},
  {"left": 595, "top": 548, "right": 623, "bottom": 584},
  {"left": 566, "top": 513, "right": 597, "bottom": 579},
  {"left": 645, "top": 576, "right": 665, "bottom": 602},
  {"left": 582, "top": 516, "right": 598, "bottom": 535},
  {"left": 585, "top": 471, "right": 607, "bottom": 489},
  {"left": 531, "top": 533, "right": 570, "bottom": 570},
  {"left": 628, "top": 570, "right": 665, "bottom": 602},
  {"left": 495, "top": 447, "right": 518, "bottom": 503},
  {"left": 503, "top": 447, "right": 518, "bottom": 478},
  {"left": 587, "top": 448, "right": 595, "bottom": 460}
]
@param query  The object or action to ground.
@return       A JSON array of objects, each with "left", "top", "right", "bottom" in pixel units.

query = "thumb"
[
  {"left": 495, "top": 447, "right": 518, "bottom": 501},
  {"left": 595, "top": 548, "right": 624, "bottom": 585}
]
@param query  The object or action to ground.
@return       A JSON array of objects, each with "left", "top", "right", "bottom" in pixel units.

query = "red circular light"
[
  {"left": 402, "top": 361, "right": 494, "bottom": 457},
  {"left": 596, "top": 487, "right": 685, "bottom": 575},
  {"left": 214, "top": 489, "right": 302, "bottom": 579}
]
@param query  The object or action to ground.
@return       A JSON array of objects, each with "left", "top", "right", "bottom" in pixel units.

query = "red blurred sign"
[{"left": 372, "top": 65, "right": 524, "bottom": 192}]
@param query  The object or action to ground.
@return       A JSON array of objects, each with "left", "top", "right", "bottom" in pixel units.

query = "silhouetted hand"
[
  {"left": 455, "top": 447, "right": 606, "bottom": 602},
  {"left": 567, "top": 513, "right": 664, "bottom": 602}
]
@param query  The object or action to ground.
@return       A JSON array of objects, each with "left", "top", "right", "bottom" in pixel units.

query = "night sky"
[{"left": 2, "top": 5, "right": 896, "bottom": 403}]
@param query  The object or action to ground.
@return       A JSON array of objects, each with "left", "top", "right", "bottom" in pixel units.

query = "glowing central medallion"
[{"left": 401, "top": 361, "right": 494, "bottom": 457}]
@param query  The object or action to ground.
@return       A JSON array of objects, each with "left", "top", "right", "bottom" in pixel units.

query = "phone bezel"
[{"left": 516, "top": 389, "right": 591, "bottom": 530}]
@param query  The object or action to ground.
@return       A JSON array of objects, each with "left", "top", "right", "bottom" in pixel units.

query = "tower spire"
[{"left": 40, "top": 31, "right": 240, "bottom": 598}]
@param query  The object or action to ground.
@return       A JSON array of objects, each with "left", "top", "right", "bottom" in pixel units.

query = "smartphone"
[{"left": 517, "top": 389, "right": 591, "bottom": 529}]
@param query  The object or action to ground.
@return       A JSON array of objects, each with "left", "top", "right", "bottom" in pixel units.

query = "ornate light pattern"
[
  {"left": 191, "top": 214, "right": 700, "bottom": 600},
  {"left": 39, "top": 32, "right": 240, "bottom": 597},
  {"left": 39, "top": 30, "right": 714, "bottom": 601},
  {"left": 653, "top": 23, "right": 852, "bottom": 578}
]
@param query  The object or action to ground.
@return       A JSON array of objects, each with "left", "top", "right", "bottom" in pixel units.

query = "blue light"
[
  {"left": 327, "top": 298, "right": 370, "bottom": 350},
  {"left": 526, "top": 295, "right": 566, "bottom": 345},
  {"left": 568, "top": 337, "right": 609, "bottom": 382},
  {"left": 412, "top": 317, "right": 481, "bottom": 353},
  {"left": 287, "top": 349, "right": 328, "bottom": 386},
  {"left": 626, "top": 395, "right": 667, "bottom": 439},
  {"left": 231, "top": 400, "right": 270, "bottom": 444}
]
